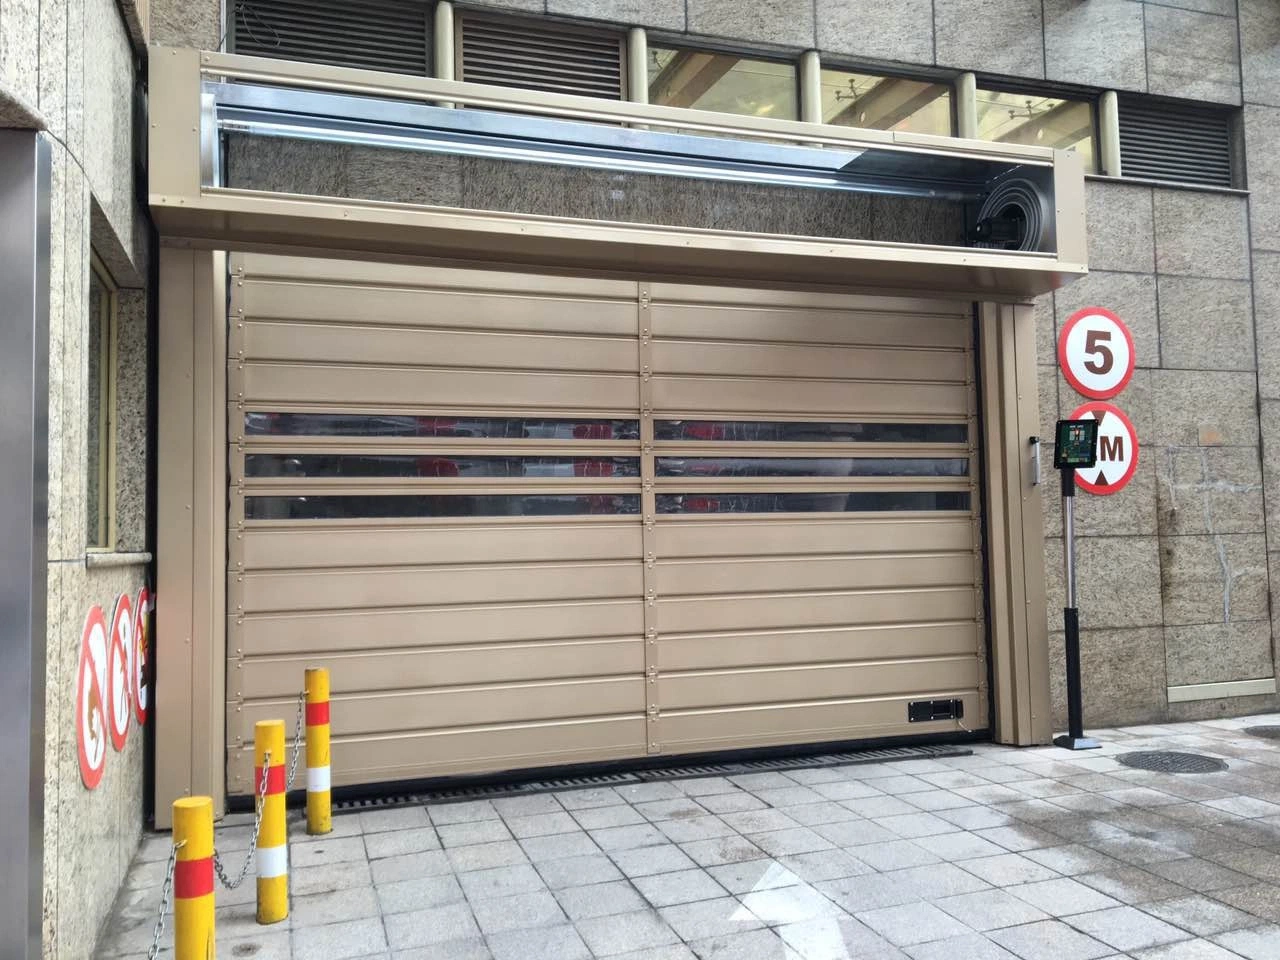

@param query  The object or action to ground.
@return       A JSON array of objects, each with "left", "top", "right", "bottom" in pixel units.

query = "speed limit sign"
[{"left": 1058, "top": 307, "right": 1135, "bottom": 400}]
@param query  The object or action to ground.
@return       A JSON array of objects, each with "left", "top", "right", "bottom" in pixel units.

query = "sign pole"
[{"left": 1053, "top": 420, "right": 1101, "bottom": 751}]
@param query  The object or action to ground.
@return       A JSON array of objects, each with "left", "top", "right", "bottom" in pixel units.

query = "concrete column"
[
  {"left": 434, "top": 1, "right": 455, "bottom": 81},
  {"left": 800, "top": 50, "right": 822, "bottom": 124},
  {"left": 956, "top": 72, "right": 977, "bottom": 139},
  {"left": 627, "top": 27, "right": 648, "bottom": 103},
  {"left": 1099, "top": 90, "right": 1122, "bottom": 177}
]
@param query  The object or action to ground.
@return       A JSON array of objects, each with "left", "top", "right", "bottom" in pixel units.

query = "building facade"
[{"left": 3, "top": 1, "right": 1279, "bottom": 958}]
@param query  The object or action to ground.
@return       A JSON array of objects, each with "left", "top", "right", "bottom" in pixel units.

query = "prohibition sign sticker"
[
  {"left": 1069, "top": 401, "right": 1139, "bottom": 495},
  {"left": 133, "top": 586, "right": 151, "bottom": 725},
  {"left": 107, "top": 594, "right": 133, "bottom": 751},
  {"left": 1058, "top": 307, "right": 1136, "bottom": 400},
  {"left": 76, "top": 606, "right": 109, "bottom": 789}
]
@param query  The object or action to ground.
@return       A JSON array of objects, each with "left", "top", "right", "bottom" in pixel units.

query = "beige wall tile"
[
  {"left": 147, "top": 0, "right": 222, "bottom": 47},
  {"left": 935, "top": 0, "right": 1044, "bottom": 78},
  {"left": 1157, "top": 276, "right": 1255, "bottom": 371},
  {"left": 1255, "top": 253, "right": 1280, "bottom": 401},
  {"left": 1055, "top": 271, "right": 1158, "bottom": 371},
  {"left": 1085, "top": 180, "right": 1155, "bottom": 274},
  {"left": 1150, "top": 370, "right": 1259, "bottom": 447},
  {"left": 1156, "top": 446, "right": 1266, "bottom": 538},
  {"left": 1165, "top": 621, "right": 1274, "bottom": 686},
  {"left": 1241, "top": 0, "right": 1280, "bottom": 108},
  {"left": 1153, "top": 190, "right": 1250, "bottom": 281},
  {"left": 688, "top": 0, "right": 814, "bottom": 47},
  {"left": 548, "top": 0, "right": 682, "bottom": 29},
  {"left": 1144, "top": 3, "right": 1242, "bottom": 105},
  {"left": 1048, "top": 627, "right": 1167, "bottom": 729},
  {"left": 1044, "top": 536, "right": 1164, "bottom": 630},
  {"left": 1044, "top": 0, "right": 1146, "bottom": 93},
  {"left": 1245, "top": 106, "right": 1280, "bottom": 254},
  {"left": 1159, "top": 533, "right": 1269, "bottom": 626},
  {"left": 817, "top": 0, "right": 934, "bottom": 66}
]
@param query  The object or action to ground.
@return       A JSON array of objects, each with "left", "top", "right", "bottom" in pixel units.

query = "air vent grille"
[
  {"left": 1117, "top": 96, "right": 1234, "bottom": 188},
  {"left": 459, "top": 14, "right": 624, "bottom": 100},
  {"left": 232, "top": 0, "right": 431, "bottom": 76}
]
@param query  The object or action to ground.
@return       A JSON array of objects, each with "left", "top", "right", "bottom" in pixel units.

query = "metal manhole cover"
[
  {"left": 1245, "top": 725, "right": 1280, "bottom": 740},
  {"left": 1117, "top": 751, "right": 1227, "bottom": 774}
]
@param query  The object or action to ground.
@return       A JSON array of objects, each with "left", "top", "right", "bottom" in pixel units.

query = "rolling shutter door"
[{"left": 226, "top": 256, "right": 986, "bottom": 794}]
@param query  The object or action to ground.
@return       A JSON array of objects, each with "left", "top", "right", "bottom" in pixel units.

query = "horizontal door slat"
[
  {"left": 656, "top": 554, "right": 975, "bottom": 595},
  {"left": 656, "top": 588, "right": 976, "bottom": 633},
  {"left": 655, "top": 516, "right": 974, "bottom": 557},
  {"left": 652, "top": 341, "right": 968, "bottom": 382},
  {"left": 649, "top": 304, "right": 970, "bottom": 348},
  {"left": 653, "top": 377, "right": 967, "bottom": 417}
]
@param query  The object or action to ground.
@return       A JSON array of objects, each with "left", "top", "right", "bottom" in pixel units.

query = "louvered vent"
[
  {"left": 231, "top": 0, "right": 430, "bottom": 76},
  {"left": 1117, "top": 96, "right": 1234, "bottom": 188},
  {"left": 460, "top": 14, "right": 624, "bottom": 100}
]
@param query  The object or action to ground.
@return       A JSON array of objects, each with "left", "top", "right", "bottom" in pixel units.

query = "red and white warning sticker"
[
  {"left": 133, "top": 586, "right": 151, "bottom": 725},
  {"left": 108, "top": 594, "right": 133, "bottom": 751},
  {"left": 77, "top": 606, "right": 109, "bottom": 789},
  {"left": 1068, "top": 401, "right": 1140, "bottom": 496}
]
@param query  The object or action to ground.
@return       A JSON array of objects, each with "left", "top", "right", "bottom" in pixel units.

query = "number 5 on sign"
[{"left": 1058, "top": 307, "right": 1135, "bottom": 400}]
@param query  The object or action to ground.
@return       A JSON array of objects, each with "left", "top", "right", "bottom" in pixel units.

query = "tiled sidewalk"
[{"left": 100, "top": 716, "right": 1280, "bottom": 959}]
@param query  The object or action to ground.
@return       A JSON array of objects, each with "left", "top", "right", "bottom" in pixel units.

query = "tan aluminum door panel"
[
  {"left": 651, "top": 342, "right": 968, "bottom": 383},
  {"left": 649, "top": 304, "right": 971, "bottom": 349},
  {"left": 654, "top": 555, "right": 975, "bottom": 595},
  {"left": 657, "top": 588, "right": 977, "bottom": 634},
  {"left": 652, "top": 377, "right": 968, "bottom": 418},
  {"left": 227, "top": 716, "right": 648, "bottom": 794},
  {"left": 661, "top": 658, "right": 982, "bottom": 709},
  {"left": 236, "top": 561, "right": 644, "bottom": 612},
  {"left": 658, "top": 623, "right": 982, "bottom": 671},
  {"left": 233, "top": 599, "right": 645, "bottom": 656},
  {"left": 655, "top": 517, "right": 974, "bottom": 557},
  {"left": 240, "top": 520, "right": 643, "bottom": 569},
  {"left": 230, "top": 639, "right": 644, "bottom": 700},
  {"left": 645, "top": 283, "right": 969, "bottom": 316}
]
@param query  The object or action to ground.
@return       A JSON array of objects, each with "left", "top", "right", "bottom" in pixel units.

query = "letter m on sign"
[{"left": 1100, "top": 435, "right": 1124, "bottom": 461}]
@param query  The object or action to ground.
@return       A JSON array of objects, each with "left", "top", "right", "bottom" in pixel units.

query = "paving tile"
[
  {"left": 905, "top": 933, "right": 1021, "bottom": 960},
  {"left": 375, "top": 875, "right": 465, "bottom": 914},
  {"left": 868, "top": 776, "right": 935, "bottom": 796},
  {"left": 688, "top": 927, "right": 789, "bottom": 960},
  {"left": 591, "top": 824, "right": 670, "bottom": 851},
  {"left": 935, "top": 807, "right": 1018, "bottom": 831},
  {"left": 634, "top": 868, "right": 729, "bottom": 908},
  {"left": 1130, "top": 940, "right": 1253, "bottom": 959},
  {"left": 1208, "top": 883, "right": 1280, "bottom": 923},
  {"left": 1007, "top": 877, "right": 1124, "bottom": 916},
  {"left": 812, "top": 819, "right": 899, "bottom": 847},
  {"left": 437, "top": 820, "right": 512, "bottom": 848},
  {"left": 1143, "top": 894, "right": 1259, "bottom": 937},
  {"left": 854, "top": 902, "right": 972, "bottom": 946},
  {"left": 786, "top": 769, "right": 848, "bottom": 786},
  {"left": 427, "top": 801, "right": 497, "bottom": 826},
  {"left": 383, "top": 902, "right": 479, "bottom": 950},
  {"left": 369, "top": 851, "right": 453, "bottom": 885},
  {"left": 973, "top": 826, "right": 1061, "bottom": 853},
  {"left": 486, "top": 924, "right": 591, "bottom": 960},
  {"left": 535, "top": 852, "right": 624, "bottom": 890},
  {"left": 555, "top": 787, "right": 625, "bottom": 810},
  {"left": 1066, "top": 905, "right": 1191, "bottom": 952},
  {"left": 840, "top": 796, "right": 920, "bottom": 818},
  {"left": 812, "top": 780, "right": 887, "bottom": 801},
  {"left": 922, "top": 832, "right": 1009, "bottom": 862},
  {"left": 445, "top": 840, "right": 527, "bottom": 873},
  {"left": 456, "top": 863, "right": 545, "bottom": 901},
  {"left": 366, "top": 828, "right": 442, "bottom": 859},
  {"left": 698, "top": 793, "right": 768, "bottom": 815},
  {"left": 294, "top": 858, "right": 377, "bottom": 896},
  {"left": 470, "top": 890, "right": 567, "bottom": 934},
  {"left": 777, "top": 849, "right": 873, "bottom": 884},
  {"left": 884, "top": 862, "right": 991, "bottom": 900},
  {"left": 960, "top": 854, "right": 1061, "bottom": 887},
  {"left": 491, "top": 795, "right": 563, "bottom": 818},
  {"left": 1023, "top": 845, "right": 1122, "bottom": 877},
  {"left": 672, "top": 777, "right": 738, "bottom": 797},
  {"left": 783, "top": 802, "right": 863, "bottom": 826},
  {"left": 519, "top": 831, "right": 598, "bottom": 862},
  {"left": 1075, "top": 867, "right": 1188, "bottom": 905},
  {"left": 606, "top": 947, "right": 698, "bottom": 960},
  {"left": 218, "top": 931, "right": 291, "bottom": 960},
  {"left": 391, "top": 937, "right": 492, "bottom": 959},
  {"left": 706, "top": 859, "right": 801, "bottom": 896},
  {"left": 505, "top": 812, "right": 579, "bottom": 839},
  {"left": 747, "top": 828, "right": 834, "bottom": 857},
  {"left": 876, "top": 813, "right": 958, "bottom": 840},
  {"left": 556, "top": 880, "right": 648, "bottom": 920},
  {"left": 1205, "top": 797, "right": 1280, "bottom": 819},
  {"left": 292, "top": 885, "right": 381, "bottom": 926},
  {"left": 721, "top": 810, "right": 802, "bottom": 834},
  {"left": 659, "top": 896, "right": 765, "bottom": 941},
  {"left": 777, "top": 915, "right": 905, "bottom": 959},
  {"left": 577, "top": 909, "right": 682, "bottom": 956},
  {"left": 657, "top": 816, "right": 738, "bottom": 845},
  {"left": 574, "top": 805, "right": 648, "bottom": 830},
  {"left": 291, "top": 836, "right": 367, "bottom": 868},
  {"left": 1211, "top": 924, "right": 1280, "bottom": 959},
  {"left": 933, "top": 889, "right": 1051, "bottom": 932},
  {"left": 617, "top": 783, "right": 686, "bottom": 804},
  {"left": 903, "top": 791, "right": 978, "bottom": 813},
  {"left": 680, "top": 837, "right": 767, "bottom": 868},
  {"left": 845, "top": 840, "right": 941, "bottom": 872},
  {"left": 753, "top": 786, "right": 827, "bottom": 808},
  {"left": 740, "top": 883, "right": 844, "bottom": 925},
  {"left": 611, "top": 844, "right": 699, "bottom": 879},
  {"left": 988, "top": 919, "right": 1114, "bottom": 960},
  {"left": 293, "top": 917, "right": 388, "bottom": 959},
  {"left": 730, "top": 773, "right": 797, "bottom": 791},
  {"left": 635, "top": 798, "right": 710, "bottom": 821}
]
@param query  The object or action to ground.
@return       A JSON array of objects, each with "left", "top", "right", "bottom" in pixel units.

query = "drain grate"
[
  {"left": 1117, "top": 751, "right": 1228, "bottom": 774},
  {"left": 1245, "top": 725, "right": 1280, "bottom": 740},
  {"left": 331, "top": 743, "right": 973, "bottom": 813}
]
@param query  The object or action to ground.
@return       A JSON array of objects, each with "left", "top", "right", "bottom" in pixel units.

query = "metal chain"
[
  {"left": 287, "top": 691, "right": 306, "bottom": 790},
  {"left": 145, "top": 839, "right": 185, "bottom": 960},
  {"left": 213, "top": 751, "right": 270, "bottom": 890}
]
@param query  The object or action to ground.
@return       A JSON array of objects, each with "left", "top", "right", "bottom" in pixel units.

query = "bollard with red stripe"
[
  {"left": 172, "top": 796, "right": 215, "bottom": 959},
  {"left": 305, "top": 668, "right": 332, "bottom": 835},
  {"left": 255, "top": 719, "right": 288, "bottom": 923}
]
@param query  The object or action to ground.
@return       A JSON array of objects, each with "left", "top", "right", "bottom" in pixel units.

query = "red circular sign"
[
  {"left": 1058, "top": 307, "right": 1136, "bottom": 400},
  {"left": 107, "top": 595, "right": 133, "bottom": 751},
  {"left": 76, "top": 606, "right": 109, "bottom": 789},
  {"left": 133, "top": 586, "right": 151, "bottom": 725},
  {"left": 1069, "top": 401, "right": 1140, "bottom": 496}
]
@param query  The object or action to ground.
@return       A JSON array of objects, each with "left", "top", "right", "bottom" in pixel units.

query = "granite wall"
[{"left": 1, "top": 0, "right": 151, "bottom": 957}]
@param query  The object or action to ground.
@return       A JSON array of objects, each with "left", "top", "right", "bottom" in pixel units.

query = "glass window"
[
  {"left": 655, "top": 420, "right": 967, "bottom": 443},
  {"left": 821, "top": 70, "right": 953, "bottom": 136},
  {"left": 648, "top": 46, "right": 798, "bottom": 121},
  {"left": 245, "top": 454, "right": 641, "bottom": 479},
  {"left": 87, "top": 254, "right": 117, "bottom": 549},
  {"left": 976, "top": 87, "right": 1096, "bottom": 173},
  {"left": 245, "top": 413, "right": 640, "bottom": 440},
  {"left": 246, "top": 494, "right": 641, "bottom": 520},
  {"left": 656, "top": 492, "right": 971, "bottom": 514}
]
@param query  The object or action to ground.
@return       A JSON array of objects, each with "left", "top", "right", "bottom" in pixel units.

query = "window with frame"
[
  {"left": 648, "top": 46, "right": 798, "bottom": 121},
  {"left": 820, "top": 69, "right": 953, "bottom": 136},
  {"left": 976, "top": 86, "right": 1097, "bottom": 173},
  {"left": 87, "top": 254, "right": 117, "bottom": 550}
]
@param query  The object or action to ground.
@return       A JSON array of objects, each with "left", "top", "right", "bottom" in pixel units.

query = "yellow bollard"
[
  {"left": 255, "top": 719, "right": 288, "bottom": 924},
  {"left": 305, "top": 668, "right": 332, "bottom": 835},
  {"left": 172, "top": 796, "right": 215, "bottom": 960}
]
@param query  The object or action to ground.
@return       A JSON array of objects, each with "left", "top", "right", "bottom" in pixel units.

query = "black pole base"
[{"left": 1053, "top": 734, "right": 1101, "bottom": 751}]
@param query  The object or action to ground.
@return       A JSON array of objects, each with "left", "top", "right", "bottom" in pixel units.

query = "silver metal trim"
[
  {"left": 1063, "top": 493, "right": 1076, "bottom": 609},
  {"left": 0, "top": 129, "right": 52, "bottom": 960}
]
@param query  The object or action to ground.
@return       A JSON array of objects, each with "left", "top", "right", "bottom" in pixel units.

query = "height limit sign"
[{"left": 1058, "top": 307, "right": 1139, "bottom": 495}]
